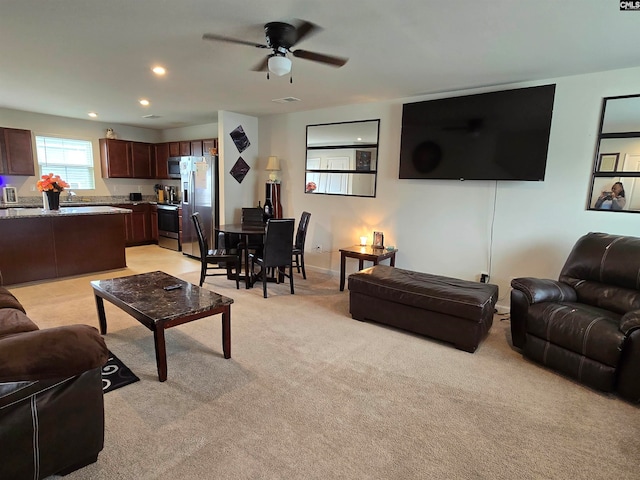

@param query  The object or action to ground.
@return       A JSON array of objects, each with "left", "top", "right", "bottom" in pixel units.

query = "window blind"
[{"left": 36, "top": 136, "right": 95, "bottom": 189}]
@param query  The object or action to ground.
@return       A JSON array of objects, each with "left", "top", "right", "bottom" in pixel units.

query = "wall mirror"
[
  {"left": 305, "top": 119, "right": 380, "bottom": 197},
  {"left": 588, "top": 94, "right": 640, "bottom": 213}
]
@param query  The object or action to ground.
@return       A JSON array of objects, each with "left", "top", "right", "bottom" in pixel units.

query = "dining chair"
[
  {"left": 192, "top": 213, "right": 240, "bottom": 289},
  {"left": 292, "top": 211, "right": 311, "bottom": 279},
  {"left": 239, "top": 207, "right": 265, "bottom": 257},
  {"left": 249, "top": 218, "right": 295, "bottom": 298}
]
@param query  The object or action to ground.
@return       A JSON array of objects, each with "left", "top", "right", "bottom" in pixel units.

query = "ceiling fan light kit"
[
  {"left": 202, "top": 19, "right": 347, "bottom": 81},
  {"left": 268, "top": 55, "right": 291, "bottom": 76}
]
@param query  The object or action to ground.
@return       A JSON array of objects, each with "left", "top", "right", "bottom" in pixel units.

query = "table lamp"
[
  {"left": 360, "top": 236, "right": 368, "bottom": 246},
  {"left": 266, "top": 156, "right": 281, "bottom": 183}
]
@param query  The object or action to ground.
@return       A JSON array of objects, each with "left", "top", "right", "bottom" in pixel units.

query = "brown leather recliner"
[
  {"left": 510, "top": 232, "right": 640, "bottom": 403},
  {"left": 0, "top": 286, "right": 109, "bottom": 479}
]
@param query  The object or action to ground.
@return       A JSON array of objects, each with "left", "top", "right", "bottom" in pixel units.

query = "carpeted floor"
[{"left": 9, "top": 245, "right": 638, "bottom": 479}]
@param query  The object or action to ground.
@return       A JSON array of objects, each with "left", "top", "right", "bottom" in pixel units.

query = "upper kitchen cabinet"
[
  {"left": 100, "top": 138, "right": 153, "bottom": 178},
  {"left": 167, "top": 138, "right": 217, "bottom": 157},
  {"left": 131, "top": 142, "right": 153, "bottom": 178},
  {"left": 0, "top": 127, "right": 35, "bottom": 176},
  {"left": 154, "top": 143, "right": 170, "bottom": 179}
]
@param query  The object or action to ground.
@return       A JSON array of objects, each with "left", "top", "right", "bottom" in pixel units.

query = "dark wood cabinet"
[
  {"left": 101, "top": 137, "right": 217, "bottom": 179},
  {"left": 179, "top": 141, "right": 191, "bottom": 156},
  {"left": 101, "top": 139, "right": 153, "bottom": 179},
  {"left": 1, "top": 128, "right": 35, "bottom": 176},
  {"left": 190, "top": 140, "right": 202, "bottom": 156},
  {"left": 131, "top": 142, "right": 153, "bottom": 178},
  {"left": 202, "top": 138, "right": 217, "bottom": 155},
  {"left": 100, "top": 138, "right": 132, "bottom": 178},
  {"left": 150, "top": 204, "right": 158, "bottom": 242},
  {"left": 169, "top": 142, "right": 180, "bottom": 157},
  {"left": 116, "top": 203, "right": 152, "bottom": 246},
  {"left": 154, "top": 143, "right": 170, "bottom": 179}
]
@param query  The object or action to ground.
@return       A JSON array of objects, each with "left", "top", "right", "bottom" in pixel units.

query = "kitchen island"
[{"left": 0, "top": 206, "right": 130, "bottom": 285}]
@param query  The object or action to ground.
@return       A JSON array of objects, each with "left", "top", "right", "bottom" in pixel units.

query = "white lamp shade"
[
  {"left": 268, "top": 56, "right": 291, "bottom": 76},
  {"left": 265, "top": 156, "right": 280, "bottom": 171}
]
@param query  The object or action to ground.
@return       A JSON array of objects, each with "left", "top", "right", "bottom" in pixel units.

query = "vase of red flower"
[{"left": 37, "top": 173, "right": 69, "bottom": 211}]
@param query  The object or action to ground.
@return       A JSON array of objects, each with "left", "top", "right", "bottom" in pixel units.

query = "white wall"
[
  {"left": 0, "top": 107, "right": 164, "bottom": 198},
  {"left": 218, "top": 111, "right": 259, "bottom": 224},
  {"left": 258, "top": 67, "right": 640, "bottom": 310},
  {"left": 160, "top": 122, "right": 218, "bottom": 142}
]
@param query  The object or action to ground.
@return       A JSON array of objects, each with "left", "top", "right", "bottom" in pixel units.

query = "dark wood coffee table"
[
  {"left": 91, "top": 271, "right": 234, "bottom": 382},
  {"left": 339, "top": 245, "right": 398, "bottom": 291}
]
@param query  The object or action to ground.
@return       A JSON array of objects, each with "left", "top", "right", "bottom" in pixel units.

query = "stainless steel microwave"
[{"left": 168, "top": 157, "right": 181, "bottom": 179}]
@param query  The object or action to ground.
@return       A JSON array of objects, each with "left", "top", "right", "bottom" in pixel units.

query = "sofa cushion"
[
  {"left": 526, "top": 301, "right": 624, "bottom": 367},
  {"left": 0, "top": 287, "right": 26, "bottom": 314},
  {"left": 0, "top": 325, "right": 108, "bottom": 382},
  {"left": 0, "top": 308, "right": 39, "bottom": 338}
]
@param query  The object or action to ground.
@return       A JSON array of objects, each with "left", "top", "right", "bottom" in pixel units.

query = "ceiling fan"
[{"left": 202, "top": 20, "right": 348, "bottom": 80}]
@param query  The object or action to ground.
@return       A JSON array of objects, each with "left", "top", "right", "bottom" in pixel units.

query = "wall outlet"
[{"left": 480, "top": 272, "right": 489, "bottom": 283}]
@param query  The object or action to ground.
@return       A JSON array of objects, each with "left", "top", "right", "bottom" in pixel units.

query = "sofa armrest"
[
  {"left": 0, "top": 325, "right": 108, "bottom": 382},
  {"left": 510, "top": 277, "right": 577, "bottom": 305},
  {"left": 620, "top": 310, "right": 640, "bottom": 336}
]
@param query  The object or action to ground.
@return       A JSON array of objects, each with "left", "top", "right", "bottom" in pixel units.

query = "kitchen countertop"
[{"left": 0, "top": 206, "right": 131, "bottom": 220}]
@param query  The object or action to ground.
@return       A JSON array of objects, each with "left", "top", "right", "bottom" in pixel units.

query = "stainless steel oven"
[{"left": 156, "top": 204, "right": 180, "bottom": 251}]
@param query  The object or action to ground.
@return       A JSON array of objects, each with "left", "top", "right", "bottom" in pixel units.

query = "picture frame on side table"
[
  {"left": 373, "top": 231, "right": 384, "bottom": 248},
  {"left": 2, "top": 186, "right": 18, "bottom": 204}
]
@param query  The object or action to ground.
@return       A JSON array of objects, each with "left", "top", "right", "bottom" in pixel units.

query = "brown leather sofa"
[
  {"left": 0, "top": 286, "right": 109, "bottom": 479},
  {"left": 510, "top": 232, "right": 640, "bottom": 403}
]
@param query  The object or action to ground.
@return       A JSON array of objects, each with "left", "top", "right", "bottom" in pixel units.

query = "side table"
[{"left": 339, "top": 245, "right": 398, "bottom": 291}]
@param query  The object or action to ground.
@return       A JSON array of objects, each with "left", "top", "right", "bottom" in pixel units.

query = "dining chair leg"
[
  {"left": 300, "top": 253, "right": 306, "bottom": 280},
  {"left": 234, "top": 261, "right": 240, "bottom": 289},
  {"left": 199, "top": 263, "right": 206, "bottom": 287},
  {"left": 289, "top": 264, "right": 294, "bottom": 294},
  {"left": 262, "top": 267, "right": 268, "bottom": 298}
]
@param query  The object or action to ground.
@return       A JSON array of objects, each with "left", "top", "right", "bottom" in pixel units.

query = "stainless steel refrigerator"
[{"left": 179, "top": 155, "right": 219, "bottom": 257}]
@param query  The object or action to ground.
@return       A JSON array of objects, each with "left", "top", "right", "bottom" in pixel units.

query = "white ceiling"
[{"left": 2, "top": 1, "right": 639, "bottom": 130}]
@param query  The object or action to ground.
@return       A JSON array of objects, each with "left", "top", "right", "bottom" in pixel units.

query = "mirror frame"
[
  {"left": 305, "top": 119, "right": 380, "bottom": 198},
  {"left": 588, "top": 94, "right": 640, "bottom": 213}
]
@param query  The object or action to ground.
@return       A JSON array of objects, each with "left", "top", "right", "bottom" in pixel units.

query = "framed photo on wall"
[
  {"left": 373, "top": 231, "right": 384, "bottom": 248},
  {"left": 2, "top": 186, "right": 18, "bottom": 204},
  {"left": 597, "top": 153, "right": 619, "bottom": 172}
]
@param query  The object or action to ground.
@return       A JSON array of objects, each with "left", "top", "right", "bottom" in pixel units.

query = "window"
[{"left": 36, "top": 136, "right": 95, "bottom": 189}]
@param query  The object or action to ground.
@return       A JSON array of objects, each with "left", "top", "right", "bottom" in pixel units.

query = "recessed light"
[
  {"left": 152, "top": 66, "right": 166, "bottom": 76},
  {"left": 88, "top": 112, "right": 97, "bottom": 118},
  {"left": 139, "top": 99, "right": 150, "bottom": 106}
]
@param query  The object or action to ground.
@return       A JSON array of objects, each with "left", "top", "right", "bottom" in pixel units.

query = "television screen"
[{"left": 398, "top": 84, "right": 556, "bottom": 181}]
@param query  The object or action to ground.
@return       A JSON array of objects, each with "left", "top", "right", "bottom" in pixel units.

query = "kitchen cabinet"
[
  {"left": 100, "top": 139, "right": 153, "bottom": 179},
  {"left": 150, "top": 204, "right": 158, "bottom": 242},
  {"left": 115, "top": 203, "right": 152, "bottom": 246},
  {"left": 131, "top": 142, "right": 153, "bottom": 178},
  {"left": 202, "top": 138, "right": 217, "bottom": 155},
  {"left": 179, "top": 141, "right": 191, "bottom": 156},
  {"left": 0, "top": 127, "right": 35, "bottom": 176},
  {"left": 190, "top": 140, "right": 203, "bottom": 156},
  {"left": 100, "top": 138, "right": 132, "bottom": 178},
  {"left": 169, "top": 142, "right": 180, "bottom": 157},
  {"left": 154, "top": 143, "right": 170, "bottom": 179}
]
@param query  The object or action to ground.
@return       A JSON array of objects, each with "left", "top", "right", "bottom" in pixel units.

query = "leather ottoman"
[{"left": 348, "top": 265, "right": 498, "bottom": 352}]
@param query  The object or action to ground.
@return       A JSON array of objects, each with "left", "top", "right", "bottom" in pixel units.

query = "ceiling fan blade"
[
  {"left": 202, "top": 33, "right": 268, "bottom": 49},
  {"left": 292, "top": 49, "right": 348, "bottom": 67},
  {"left": 251, "top": 56, "right": 270, "bottom": 72},
  {"left": 291, "top": 19, "right": 322, "bottom": 46}
]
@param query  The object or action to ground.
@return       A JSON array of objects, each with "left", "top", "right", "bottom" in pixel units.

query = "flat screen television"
[{"left": 398, "top": 84, "right": 556, "bottom": 181}]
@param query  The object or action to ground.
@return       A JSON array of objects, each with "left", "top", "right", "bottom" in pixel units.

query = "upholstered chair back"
[{"left": 559, "top": 232, "right": 640, "bottom": 314}]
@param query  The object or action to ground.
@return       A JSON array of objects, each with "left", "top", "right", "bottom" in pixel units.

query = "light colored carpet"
[{"left": 10, "top": 245, "right": 639, "bottom": 479}]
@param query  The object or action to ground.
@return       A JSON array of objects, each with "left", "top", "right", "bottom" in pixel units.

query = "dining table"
[{"left": 216, "top": 223, "right": 266, "bottom": 289}]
